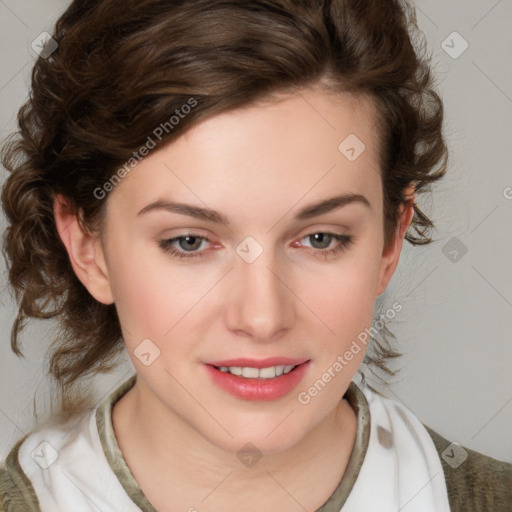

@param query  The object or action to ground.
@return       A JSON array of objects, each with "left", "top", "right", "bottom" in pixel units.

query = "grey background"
[{"left": 1, "top": 0, "right": 511, "bottom": 463}]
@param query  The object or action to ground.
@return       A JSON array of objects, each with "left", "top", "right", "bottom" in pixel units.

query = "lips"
[
  {"left": 207, "top": 357, "right": 309, "bottom": 368},
  {"left": 203, "top": 358, "right": 311, "bottom": 401}
]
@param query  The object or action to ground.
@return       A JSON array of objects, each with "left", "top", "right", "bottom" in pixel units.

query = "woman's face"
[{"left": 97, "top": 88, "right": 404, "bottom": 454}]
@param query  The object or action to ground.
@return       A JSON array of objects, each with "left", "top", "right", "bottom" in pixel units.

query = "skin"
[{"left": 54, "top": 86, "right": 414, "bottom": 512}]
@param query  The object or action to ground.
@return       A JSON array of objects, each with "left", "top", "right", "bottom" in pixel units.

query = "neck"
[{"left": 112, "top": 380, "right": 358, "bottom": 512}]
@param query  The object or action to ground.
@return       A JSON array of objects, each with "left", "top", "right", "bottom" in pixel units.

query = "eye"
[
  {"left": 159, "top": 234, "right": 210, "bottom": 260},
  {"left": 159, "top": 231, "right": 353, "bottom": 261},
  {"left": 298, "top": 232, "right": 353, "bottom": 259}
]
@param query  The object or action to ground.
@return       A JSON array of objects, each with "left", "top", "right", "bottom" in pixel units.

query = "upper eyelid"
[{"left": 165, "top": 224, "right": 351, "bottom": 240}]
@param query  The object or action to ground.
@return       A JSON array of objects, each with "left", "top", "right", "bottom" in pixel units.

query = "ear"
[
  {"left": 375, "top": 186, "right": 415, "bottom": 297},
  {"left": 53, "top": 194, "right": 114, "bottom": 305}
]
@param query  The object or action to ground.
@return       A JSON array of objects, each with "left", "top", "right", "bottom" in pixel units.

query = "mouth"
[{"left": 203, "top": 358, "right": 311, "bottom": 401}]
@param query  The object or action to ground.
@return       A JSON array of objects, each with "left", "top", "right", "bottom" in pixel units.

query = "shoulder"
[
  {"left": 0, "top": 437, "right": 41, "bottom": 512},
  {"left": 0, "top": 409, "right": 97, "bottom": 512},
  {"left": 424, "top": 424, "right": 512, "bottom": 512}
]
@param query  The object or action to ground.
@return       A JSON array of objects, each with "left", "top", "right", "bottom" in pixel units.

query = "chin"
[{"left": 198, "top": 412, "right": 315, "bottom": 458}]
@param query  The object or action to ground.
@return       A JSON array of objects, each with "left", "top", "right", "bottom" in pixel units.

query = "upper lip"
[{"left": 207, "top": 357, "right": 310, "bottom": 369}]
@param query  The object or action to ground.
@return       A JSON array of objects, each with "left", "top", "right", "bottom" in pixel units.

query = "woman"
[{"left": 0, "top": 0, "right": 510, "bottom": 510}]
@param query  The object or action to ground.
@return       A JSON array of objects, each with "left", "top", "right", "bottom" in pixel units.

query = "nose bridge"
[{"left": 227, "top": 236, "right": 293, "bottom": 340}]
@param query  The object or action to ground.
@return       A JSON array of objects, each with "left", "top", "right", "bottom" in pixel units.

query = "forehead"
[{"left": 107, "top": 88, "right": 383, "bottom": 224}]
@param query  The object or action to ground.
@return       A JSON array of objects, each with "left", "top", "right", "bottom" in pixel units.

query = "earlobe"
[
  {"left": 375, "top": 187, "right": 416, "bottom": 297},
  {"left": 53, "top": 194, "right": 114, "bottom": 305}
]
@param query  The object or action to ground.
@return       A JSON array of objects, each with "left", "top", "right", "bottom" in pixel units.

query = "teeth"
[
  {"left": 217, "top": 364, "right": 297, "bottom": 378},
  {"left": 242, "top": 367, "right": 259, "bottom": 378},
  {"left": 259, "top": 366, "right": 276, "bottom": 378}
]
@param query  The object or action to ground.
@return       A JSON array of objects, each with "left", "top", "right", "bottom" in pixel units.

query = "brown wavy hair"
[{"left": 1, "top": 0, "right": 448, "bottom": 417}]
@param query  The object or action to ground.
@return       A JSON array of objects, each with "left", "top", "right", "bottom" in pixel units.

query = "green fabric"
[
  {"left": 424, "top": 425, "right": 512, "bottom": 512},
  {"left": 0, "top": 437, "right": 40, "bottom": 512}
]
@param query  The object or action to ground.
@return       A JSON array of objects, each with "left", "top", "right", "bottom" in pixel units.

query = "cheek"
[
  {"left": 105, "top": 237, "right": 171, "bottom": 333},
  {"left": 318, "top": 273, "right": 377, "bottom": 348},
  {"left": 302, "top": 247, "right": 382, "bottom": 362},
  {"left": 106, "top": 237, "right": 219, "bottom": 343}
]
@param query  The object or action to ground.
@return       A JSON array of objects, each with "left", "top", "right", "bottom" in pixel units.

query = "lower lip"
[{"left": 203, "top": 361, "right": 310, "bottom": 401}]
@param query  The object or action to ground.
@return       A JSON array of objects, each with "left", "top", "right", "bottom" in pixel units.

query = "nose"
[{"left": 225, "top": 243, "right": 295, "bottom": 343}]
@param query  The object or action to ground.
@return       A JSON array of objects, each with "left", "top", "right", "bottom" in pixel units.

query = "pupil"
[
  {"left": 181, "top": 236, "right": 201, "bottom": 251},
  {"left": 312, "top": 233, "right": 331, "bottom": 249}
]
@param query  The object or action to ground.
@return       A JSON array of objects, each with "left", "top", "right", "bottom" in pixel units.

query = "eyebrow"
[{"left": 137, "top": 192, "right": 371, "bottom": 225}]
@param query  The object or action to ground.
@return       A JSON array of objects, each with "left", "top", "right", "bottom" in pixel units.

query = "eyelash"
[{"left": 158, "top": 232, "right": 353, "bottom": 260}]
